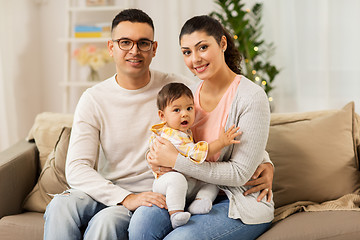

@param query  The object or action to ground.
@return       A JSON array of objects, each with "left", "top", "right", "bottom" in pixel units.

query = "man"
[{"left": 44, "top": 9, "right": 273, "bottom": 239}]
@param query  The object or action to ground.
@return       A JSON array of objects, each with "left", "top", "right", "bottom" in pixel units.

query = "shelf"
[
  {"left": 69, "top": 6, "right": 124, "bottom": 12},
  {"left": 61, "top": 0, "right": 128, "bottom": 112},
  {"left": 59, "top": 38, "right": 110, "bottom": 43}
]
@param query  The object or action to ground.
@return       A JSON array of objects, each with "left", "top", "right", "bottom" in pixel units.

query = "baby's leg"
[
  {"left": 188, "top": 183, "right": 219, "bottom": 214},
  {"left": 153, "top": 172, "right": 191, "bottom": 228}
]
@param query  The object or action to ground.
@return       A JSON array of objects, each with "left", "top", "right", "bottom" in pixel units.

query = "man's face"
[{"left": 108, "top": 21, "right": 157, "bottom": 81}]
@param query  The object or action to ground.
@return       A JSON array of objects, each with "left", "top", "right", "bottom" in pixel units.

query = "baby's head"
[{"left": 157, "top": 83, "right": 195, "bottom": 132}]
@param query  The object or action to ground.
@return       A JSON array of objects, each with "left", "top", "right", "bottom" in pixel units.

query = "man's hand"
[
  {"left": 243, "top": 163, "right": 274, "bottom": 202},
  {"left": 120, "top": 192, "right": 167, "bottom": 211}
]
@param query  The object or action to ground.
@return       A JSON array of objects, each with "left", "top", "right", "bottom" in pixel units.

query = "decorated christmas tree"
[{"left": 211, "top": 0, "right": 280, "bottom": 102}]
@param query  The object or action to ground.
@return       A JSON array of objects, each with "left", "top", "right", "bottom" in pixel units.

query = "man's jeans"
[
  {"left": 43, "top": 189, "right": 131, "bottom": 240},
  {"left": 44, "top": 189, "right": 271, "bottom": 240}
]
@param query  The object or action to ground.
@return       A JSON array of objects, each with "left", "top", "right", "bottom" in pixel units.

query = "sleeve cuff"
[{"left": 262, "top": 151, "right": 275, "bottom": 171}]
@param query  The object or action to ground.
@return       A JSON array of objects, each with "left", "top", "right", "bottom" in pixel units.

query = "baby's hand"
[{"left": 219, "top": 125, "right": 242, "bottom": 147}]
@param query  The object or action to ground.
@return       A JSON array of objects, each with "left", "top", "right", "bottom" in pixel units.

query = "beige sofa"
[{"left": 1, "top": 103, "right": 360, "bottom": 240}]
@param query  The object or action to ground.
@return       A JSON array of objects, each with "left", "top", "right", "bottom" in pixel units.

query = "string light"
[
  {"left": 234, "top": 35, "right": 238, "bottom": 40},
  {"left": 261, "top": 81, "right": 267, "bottom": 85},
  {"left": 254, "top": 46, "right": 258, "bottom": 51},
  {"left": 246, "top": 8, "right": 250, "bottom": 13},
  {"left": 269, "top": 97, "right": 273, "bottom": 102},
  {"left": 245, "top": 59, "right": 249, "bottom": 63},
  {"left": 252, "top": 70, "right": 256, "bottom": 75},
  {"left": 255, "top": 76, "right": 260, "bottom": 82}
]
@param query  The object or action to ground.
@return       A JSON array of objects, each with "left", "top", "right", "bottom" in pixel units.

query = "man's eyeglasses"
[{"left": 112, "top": 38, "right": 154, "bottom": 52}]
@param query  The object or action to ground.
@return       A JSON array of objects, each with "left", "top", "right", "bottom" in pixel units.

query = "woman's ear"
[
  {"left": 158, "top": 110, "right": 166, "bottom": 122},
  {"left": 221, "top": 35, "right": 227, "bottom": 52}
]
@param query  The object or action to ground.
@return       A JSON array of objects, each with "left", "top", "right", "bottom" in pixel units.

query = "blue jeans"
[
  {"left": 129, "top": 196, "right": 271, "bottom": 240},
  {"left": 43, "top": 189, "right": 132, "bottom": 240}
]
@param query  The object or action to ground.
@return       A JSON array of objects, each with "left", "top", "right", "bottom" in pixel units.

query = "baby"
[{"left": 149, "top": 82, "right": 241, "bottom": 228}]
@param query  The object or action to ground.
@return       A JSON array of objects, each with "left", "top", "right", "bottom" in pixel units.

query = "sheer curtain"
[
  {"left": 261, "top": 0, "right": 360, "bottom": 113},
  {"left": 0, "top": 2, "right": 18, "bottom": 151},
  {"left": 0, "top": 0, "right": 42, "bottom": 151}
]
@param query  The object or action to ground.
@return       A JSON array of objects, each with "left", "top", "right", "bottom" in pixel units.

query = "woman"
[{"left": 129, "top": 15, "right": 274, "bottom": 239}]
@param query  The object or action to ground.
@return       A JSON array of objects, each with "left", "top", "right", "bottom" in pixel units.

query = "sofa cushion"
[
  {"left": 258, "top": 211, "right": 360, "bottom": 240},
  {"left": 23, "top": 127, "right": 71, "bottom": 213},
  {"left": 0, "top": 212, "right": 44, "bottom": 240},
  {"left": 27, "top": 112, "right": 73, "bottom": 170},
  {"left": 267, "top": 102, "right": 360, "bottom": 208}
]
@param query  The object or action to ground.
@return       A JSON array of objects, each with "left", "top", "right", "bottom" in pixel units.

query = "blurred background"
[{"left": 1, "top": 0, "right": 359, "bottom": 151}]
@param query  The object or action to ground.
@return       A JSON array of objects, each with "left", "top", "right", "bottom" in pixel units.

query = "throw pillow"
[
  {"left": 27, "top": 112, "right": 73, "bottom": 170},
  {"left": 23, "top": 127, "right": 71, "bottom": 213},
  {"left": 355, "top": 112, "right": 360, "bottom": 166},
  {"left": 267, "top": 102, "right": 360, "bottom": 208}
]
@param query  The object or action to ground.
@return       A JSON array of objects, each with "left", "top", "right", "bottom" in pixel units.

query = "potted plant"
[{"left": 211, "top": 0, "right": 280, "bottom": 102}]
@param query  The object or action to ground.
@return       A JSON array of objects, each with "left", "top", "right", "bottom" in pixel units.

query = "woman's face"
[{"left": 180, "top": 31, "right": 226, "bottom": 80}]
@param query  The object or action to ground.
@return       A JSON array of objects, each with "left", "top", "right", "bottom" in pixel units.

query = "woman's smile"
[{"left": 194, "top": 64, "right": 209, "bottom": 73}]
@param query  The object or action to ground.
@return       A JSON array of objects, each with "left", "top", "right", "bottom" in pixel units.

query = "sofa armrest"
[
  {"left": 0, "top": 140, "right": 39, "bottom": 218},
  {"left": 358, "top": 145, "right": 360, "bottom": 170}
]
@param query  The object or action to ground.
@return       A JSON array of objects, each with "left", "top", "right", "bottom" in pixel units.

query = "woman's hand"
[
  {"left": 148, "top": 137, "right": 179, "bottom": 168},
  {"left": 147, "top": 154, "right": 173, "bottom": 176},
  {"left": 243, "top": 163, "right": 274, "bottom": 202}
]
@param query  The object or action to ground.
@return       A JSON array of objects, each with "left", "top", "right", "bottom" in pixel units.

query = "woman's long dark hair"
[{"left": 179, "top": 15, "right": 242, "bottom": 74}]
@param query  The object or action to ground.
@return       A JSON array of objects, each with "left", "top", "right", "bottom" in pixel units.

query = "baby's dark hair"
[{"left": 157, "top": 83, "right": 194, "bottom": 111}]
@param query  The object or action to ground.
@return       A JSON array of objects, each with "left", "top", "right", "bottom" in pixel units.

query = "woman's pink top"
[{"left": 191, "top": 75, "right": 241, "bottom": 162}]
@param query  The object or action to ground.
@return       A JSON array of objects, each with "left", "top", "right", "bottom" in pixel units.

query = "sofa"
[{"left": 1, "top": 102, "right": 360, "bottom": 240}]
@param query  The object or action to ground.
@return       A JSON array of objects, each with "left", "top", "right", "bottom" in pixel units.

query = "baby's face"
[{"left": 160, "top": 95, "right": 195, "bottom": 132}]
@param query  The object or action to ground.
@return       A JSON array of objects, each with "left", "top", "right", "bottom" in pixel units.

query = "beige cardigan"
[{"left": 174, "top": 76, "right": 275, "bottom": 224}]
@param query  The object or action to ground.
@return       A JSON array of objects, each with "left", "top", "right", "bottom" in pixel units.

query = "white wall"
[{"left": 38, "top": 0, "right": 66, "bottom": 113}]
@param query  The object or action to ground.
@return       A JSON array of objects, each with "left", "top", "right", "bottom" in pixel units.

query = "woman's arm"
[
  {"left": 207, "top": 125, "right": 241, "bottom": 158},
  {"left": 148, "top": 138, "right": 273, "bottom": 202},
  {"left": 177, "top": 89, "right": 270, "bottom": 185},
  {"left": 244, "top": 163, "right": 274, "bottom": 202},
  {"left": 150, "top": 89, "right": 270, "bottom": 187}
]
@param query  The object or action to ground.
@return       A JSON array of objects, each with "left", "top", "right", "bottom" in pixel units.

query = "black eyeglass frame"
[{"left": 112, "top": 38, "right": 155, "bottom": 52}]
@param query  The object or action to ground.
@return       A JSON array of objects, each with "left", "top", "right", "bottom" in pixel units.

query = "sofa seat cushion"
[
  {"left": 258, "top": 211, "right": 360, "bottom": 240},
  {"left": 0, "top": 212, "right": 44, "bottom": 240}
]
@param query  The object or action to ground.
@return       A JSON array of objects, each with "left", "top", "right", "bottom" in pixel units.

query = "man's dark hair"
[
  {"left": 157, "top": 83, "right": 194, "bottom": 111},
  {"left": 111, "top": 9, "right": 154, "bottom": 33}
]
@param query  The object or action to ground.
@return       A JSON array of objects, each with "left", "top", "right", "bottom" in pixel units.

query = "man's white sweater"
[{"left": 65, "top": 70, "right": 192, "bottom": 206}]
